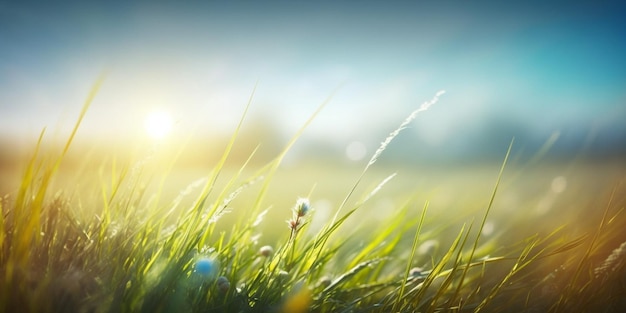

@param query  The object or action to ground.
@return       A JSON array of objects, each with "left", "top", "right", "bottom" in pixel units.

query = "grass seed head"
[
  {"left": 259, "top": 245, "right": 274, "bottom": 257},
  {"left": 278, "top": 270, "right": 290, "bottom": 280},
  {"left": 216, "top": 276, "right": 230, "bottom": 294},
  {"left": 288, "top": 198, "right": 312, "bottom": 231},
  {"left": 287, "top": 219, "right": 301, "bottom": 230},
  {"left": 409, "top": 267, "right": 423, "bottom": 276},
  {"left": 594, "top": 241, "right": 626, "bottom": 278},
  {"left": 316, "top": 276, "right": 332, "bottom": 288}
]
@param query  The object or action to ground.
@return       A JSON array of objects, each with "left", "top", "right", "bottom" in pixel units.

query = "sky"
[{"left": 1, "top": 1, "right": 625, "bottom": 160}]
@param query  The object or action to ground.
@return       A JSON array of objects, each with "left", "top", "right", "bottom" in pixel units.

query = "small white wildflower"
[
  {"left": 288, "top": 198, "right": 312, "bottom": 232},
  {"left": 294, "top": 198, "right": 311, "bottom": 217}
]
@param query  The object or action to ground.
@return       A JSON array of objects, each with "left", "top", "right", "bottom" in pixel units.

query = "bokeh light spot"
[
  {"left": 345, "top": 141, "right": 367, "bottom": 161},
  {"left": 551, "top": 176, "right": 567, "bottom": 193},
  {"left": 144, "top": 110, "right": 173, "bottom": 140}
]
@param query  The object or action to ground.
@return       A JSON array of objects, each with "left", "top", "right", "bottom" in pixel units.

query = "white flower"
[{"left": 293, "top": 198, "right": 311, "bottom": 217}]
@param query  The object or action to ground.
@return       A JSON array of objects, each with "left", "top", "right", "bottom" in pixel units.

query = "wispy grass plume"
[{"left": 368, "top": 90, "right": 445, "bottom": 168}]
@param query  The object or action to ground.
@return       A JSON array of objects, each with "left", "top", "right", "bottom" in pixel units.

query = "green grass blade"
[{"left": 394, "top": 201, "right": 428, "bottom": 312}]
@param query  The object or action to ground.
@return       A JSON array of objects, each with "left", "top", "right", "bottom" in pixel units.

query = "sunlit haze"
[
  {"left": 1, "top": 1, "right": 625, "bottom": 162},
  {"left": 144, "top": 110, "right": 173, "bottom": 140},
  {"left": 1, "top": 3, "right": 626, "bottom": 311}
]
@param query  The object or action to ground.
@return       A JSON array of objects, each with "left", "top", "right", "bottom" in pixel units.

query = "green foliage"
[{"left": 1, "top": 84, "right": 625, "bottom": 313}]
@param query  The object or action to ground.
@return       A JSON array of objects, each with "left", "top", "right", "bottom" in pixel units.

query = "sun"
[{"left": 144, "top": 110, "right": 173, "bottom": 140}]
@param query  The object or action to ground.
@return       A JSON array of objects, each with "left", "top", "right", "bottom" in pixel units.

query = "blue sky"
[{"left": 1, "top": 1, "right": 625, "bottom": 157}]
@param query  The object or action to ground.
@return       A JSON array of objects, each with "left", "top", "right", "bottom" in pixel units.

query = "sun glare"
[{"left": 144, "top": 110, "right": 173, "bottom": 140}]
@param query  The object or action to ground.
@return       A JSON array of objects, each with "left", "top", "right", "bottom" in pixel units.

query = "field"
[{"left": 1, "top": 92, "right": 625, "bottom": 313}]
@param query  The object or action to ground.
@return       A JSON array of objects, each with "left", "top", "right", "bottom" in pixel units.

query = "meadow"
[{"left": 1, "top": 86, "right": 625, "bottom": 313}]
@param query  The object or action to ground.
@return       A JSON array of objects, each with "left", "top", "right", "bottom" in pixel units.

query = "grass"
[{"left": 1, "top": 83, "right": 626, "bottom": 313}]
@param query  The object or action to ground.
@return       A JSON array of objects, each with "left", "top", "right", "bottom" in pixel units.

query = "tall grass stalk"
[
  {"left": 333, "top": 90, "right": 445, "bottom": 223},
  {"left": 552, "top": 185, "right": 616, "bottom": 311},
  {"left": 394, "top": 201, "right": 428, "bottom": 311},
  {"left": 450, "top": 138, "right": 514, "bottom": 309},
  {"left": 312, "top": 90, "right": 445, "bottom": 277}
]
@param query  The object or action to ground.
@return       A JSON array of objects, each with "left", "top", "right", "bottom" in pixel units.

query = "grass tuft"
[{"left": 1, "top": 83, "right": 625, "bottom": 313}]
